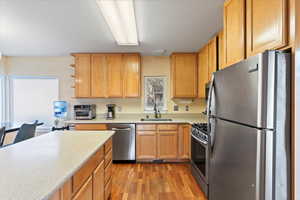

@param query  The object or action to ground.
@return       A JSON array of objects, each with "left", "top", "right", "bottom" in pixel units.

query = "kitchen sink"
[{"left": 140, "top": 118, "right": 173, "bottom": 121}]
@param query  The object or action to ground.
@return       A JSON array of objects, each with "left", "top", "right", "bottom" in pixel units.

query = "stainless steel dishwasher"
[{"left": 107, "top": 124, "right": 136, "bottom": 162}]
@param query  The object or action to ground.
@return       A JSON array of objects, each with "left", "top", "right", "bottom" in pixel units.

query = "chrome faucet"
[{"left": 154, "top": 103, "right": 161, "bottom": 119}]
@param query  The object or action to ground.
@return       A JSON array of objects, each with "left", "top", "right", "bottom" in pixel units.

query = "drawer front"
[
  {"left": 104, "top": 178, "right": 112, "bottom": 200},
  {"left": 104, "top": 138, "right": 112, "bottom": 154},
  {"left": 75, "top": 124, "right": 107, "bottom": 131},
  {"left": 105, "top": 149, "right": 112, "bottom": 168},
  {"left": 136, "top": 124, "right": 156, "bottom": 131},
  {"left": 157, "top": 124, "right": 178, "bottom": 131},
  {"left": 105, "top": 162, "right": 112, "bottom": 185},
  {"left": 72, "top": 147, "right": 104, "bottom": 194}
]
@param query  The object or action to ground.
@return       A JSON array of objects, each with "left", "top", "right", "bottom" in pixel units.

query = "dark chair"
[
  {"left": 0, "top": 127, "right": 5, "bottom": 147},
  {"left": 13, "top": 121, "right": 38, "bottom": 144}
]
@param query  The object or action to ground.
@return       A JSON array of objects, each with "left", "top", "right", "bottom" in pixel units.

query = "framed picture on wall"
[{"left": 144, "top": 76, "right": 167, "bottom": 112}]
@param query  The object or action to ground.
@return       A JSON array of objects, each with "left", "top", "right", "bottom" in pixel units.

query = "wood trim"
[
  {"left": 74, "top": 124, "right": 107, "bottom": 131},
  {"left": 289, "top": 0, "right": 295, "bottom": 46}
]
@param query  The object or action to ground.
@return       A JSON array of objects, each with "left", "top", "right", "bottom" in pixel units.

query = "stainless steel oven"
[{"left": 191, "top": 123, "right": 209, "bottom": 197}]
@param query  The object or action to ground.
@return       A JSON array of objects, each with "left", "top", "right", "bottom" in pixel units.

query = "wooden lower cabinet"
[
  {"left": 136, "top": 124, "right": 190, "bottom": 161},
  {"left": 136, "top": 131, "right": 157, "bottom": 160},
  {"left": 73, "top": 176, "right": 93, "bottom": 200},
  {"left": 50, "top": 139, "right": 112, "bottom": 200},
  {"left": 178, "top": 125, "right": 191, "bottom": 159},
  {"left": 104, "top": 179, "right": 112, "bottom": 200},
  {"left": 157, "top": 130, "right": 178, "bottom": 159},
  {"left": 93, "top": 161, "right": 105, "bottom": 200}
]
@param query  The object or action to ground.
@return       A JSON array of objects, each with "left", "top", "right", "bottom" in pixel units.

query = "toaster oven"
[{"left": 74, "top": 105, "right": 96, "bottom": 120}]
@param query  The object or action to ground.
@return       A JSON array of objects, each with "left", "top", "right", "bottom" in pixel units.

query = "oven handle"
[
  {"left": 111, "top": 128, "right": 131, "bottom": 131},
  {"left": 191, "top": 134, "right": 208, "bottom": 146}
]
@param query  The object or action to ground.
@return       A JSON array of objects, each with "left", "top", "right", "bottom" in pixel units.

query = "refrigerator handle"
[
  {"left": 207, "top": 75, "right": 216, "bottom": 152},
  {"left": 207, "top": 74, "right": 215, "bottom": 117}
]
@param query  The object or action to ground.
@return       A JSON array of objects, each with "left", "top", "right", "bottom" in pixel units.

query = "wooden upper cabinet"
[
  {"left": 198, "top": 46, "right": 209, "bottom": 98},
  {"left": 208, "top": 37, "right": 217, "bottom": 81},
  {"left": 123, "top": 54, "right": 141, "bottom": 98},
  {"left": 91, "top": 54, "right": 107, "bottom": 98},
  {"left": 218, "top": 30, "right": 226, "bottom": 70},
  {"left": 224, "top": 0, "right": 246, "bottom": 67},
  {"left": 246, "top": 0, "right": 288, "bottom": 57},
  {"left": 171, "top": 53, "right": 198, "bottom": 98},
  {"left": 107, "top": 54, "right": 123, "bottom": 97},
  {"left": 74, "top": 54, "right": 91, "bottom": 98}
]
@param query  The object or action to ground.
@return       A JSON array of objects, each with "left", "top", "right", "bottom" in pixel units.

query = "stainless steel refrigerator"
[{"left": 208, "top": 51, "right": 290, "bottom": 200}]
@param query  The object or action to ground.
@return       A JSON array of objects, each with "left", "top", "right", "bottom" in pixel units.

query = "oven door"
[{"left": 191, "top": 134, "right": 208, "bottom": 183}]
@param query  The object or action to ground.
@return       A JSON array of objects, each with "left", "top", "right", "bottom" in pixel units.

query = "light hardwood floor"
[{"left": 111, "top": 163, "right": 207, "bottom": 200}]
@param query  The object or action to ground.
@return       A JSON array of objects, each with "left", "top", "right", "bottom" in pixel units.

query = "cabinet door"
[
  {"left": 136, "top": 131, "right": 157, "bottom": 160},
  {"left": 171, "top": 53, "right": 198, "bottom": 98},
  {"left": 73, "top": 176, "right": 93, "bottom": 200},
  {"left": 218, "top": 30, "right": 226, "bottom": 70},
  {"left": 208, "top": 37, "right": 217, "bottom": 81},
  {"left": 123, "top": 54, "right": 141, "bottom": 97},
  {"left": 93, "top": 161, "right": 105, "bottom": 200},
  {"left": 178, "top": 125, "right": 191, "bottom": 159},
  {"left": 246, "top": 0, "right": 287, "bottom": 57},
  {"left": 91, "top": 54, "right": 107, "bottom": 97},
  {"left": 224, "top": 0, "right": 246, "bottom": 67},
  {"left": 107, "top": 54, "right": 123, "bottom": 97},
  {"left": 75, "top": 54, "right": 91, "bottom": 97},
  {"left": 157, "top": 131, "right": 178, "bottom": 159},
  {"left": 198, "top": 46, "right": 209, "bottom": 98}
]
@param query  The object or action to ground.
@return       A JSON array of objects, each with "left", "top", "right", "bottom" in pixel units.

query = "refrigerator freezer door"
[
  {"left": 209, "top": 119, "right": 265, "bottom": 200},
  {"left": 210, "top": 51, "right": 280, "bottom": 129}
]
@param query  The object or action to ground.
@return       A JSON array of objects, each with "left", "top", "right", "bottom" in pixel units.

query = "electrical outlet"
[
  {"left": 117, "top": 106, "right": 122, "bottom": 112},
  {"left": 185, "top": 105, "right": 189, "bottom": 111},
  {"left": 174, "top": 105, "right": 179, "bottom": 111}
]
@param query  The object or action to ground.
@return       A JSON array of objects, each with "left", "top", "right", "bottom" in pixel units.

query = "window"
[
  {"left": 10, "top": 76, "right": 59, "bottom": 127},
  {"left": 144, "top": 76, "right": 167, "bottom": 112}
]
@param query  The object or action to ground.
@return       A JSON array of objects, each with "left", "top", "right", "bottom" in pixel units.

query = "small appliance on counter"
[
  {"left": 74, "top": 104, "right": 96, "bottom": 120},
  {"left": 106, "top": 104, "right": 116, "bottom": 119},
  {"left": 53, "top": 101, "right": 68, "bottom": 129}
]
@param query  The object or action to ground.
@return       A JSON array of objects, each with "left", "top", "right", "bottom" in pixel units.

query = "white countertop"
[
  {"left": 0, "top": 131, "right": 114, "bottom": 200},
  {"left": 65, "top": 113, "right": 207, "bottom": 125}
]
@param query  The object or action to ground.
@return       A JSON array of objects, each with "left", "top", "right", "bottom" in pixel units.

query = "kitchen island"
[{"left": 0, "top": 131, "right": 114, "bottom": 200}]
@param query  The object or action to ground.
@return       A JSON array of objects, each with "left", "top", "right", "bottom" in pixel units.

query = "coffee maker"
[{"left": 106, "top": 104, "right": 116, "bottom": 119}]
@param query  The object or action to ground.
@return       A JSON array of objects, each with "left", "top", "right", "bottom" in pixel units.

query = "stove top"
[
  {"left": 192, "top": 123, "right": 208, "bottom": 133},
  {"left": 191, "top": 123, "right": 209, "bottom": 143}
]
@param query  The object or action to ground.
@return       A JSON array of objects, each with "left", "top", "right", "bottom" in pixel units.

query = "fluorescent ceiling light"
[{"left": 96, "top": 0, "right": 139, "bottom": 46}]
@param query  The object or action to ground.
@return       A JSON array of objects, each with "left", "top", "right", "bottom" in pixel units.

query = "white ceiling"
[{"left": 0, "top": 0, "right": 224, "bottom": 56}]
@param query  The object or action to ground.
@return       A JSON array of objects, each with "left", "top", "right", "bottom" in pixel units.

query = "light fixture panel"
[{"left": 97, "top": 0, "right": 139, "bottom": 46}]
